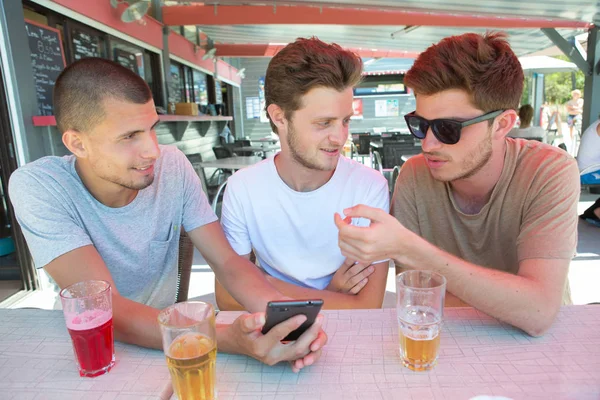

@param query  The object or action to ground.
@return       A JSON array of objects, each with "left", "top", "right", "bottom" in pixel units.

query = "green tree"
[{"left": 544, "top": 55, "right": 585, "bottom": 105}]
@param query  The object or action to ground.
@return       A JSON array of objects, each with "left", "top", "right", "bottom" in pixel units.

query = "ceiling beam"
[
  {"left": 162, "top": 5, "right": 590, "bottom": 29},
  {"left": 213, "top": 44, "right": 420, "bottom": 58}
]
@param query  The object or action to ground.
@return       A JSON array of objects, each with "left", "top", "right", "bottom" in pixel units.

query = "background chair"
[
  {"left": 372, "top": 150, "right": 383, "bottom": 175},
  {"left": 381, "top": 138, "right": 421, "bottom": 169},
  {"left": 176, "top": 229, "right": 194, "bottom": 303},
  {"left": 213, "top": 146, "right": 233, "bottom": 159}
]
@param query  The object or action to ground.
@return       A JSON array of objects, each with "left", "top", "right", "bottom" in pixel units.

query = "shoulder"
[
  {"left": 337, "top": 156, "right": 387, "bottom": 186},
  {"left": 9, "top": 156, "right": 74, "bottom": 191},
  {"left": 510, "top": 138, "right": 578, "bottom": 178},
  {"left": 226, "top": 157, "right": 272, "bottom": 188}
]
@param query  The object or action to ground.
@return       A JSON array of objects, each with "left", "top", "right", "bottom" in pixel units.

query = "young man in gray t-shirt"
[{"left": 9, "top": 58, "right": 325, "bottom": 371}]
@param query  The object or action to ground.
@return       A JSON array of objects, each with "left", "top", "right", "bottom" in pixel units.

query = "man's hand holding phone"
[{"left": 220, "top": 299, "right": 327, "bottom": 373}]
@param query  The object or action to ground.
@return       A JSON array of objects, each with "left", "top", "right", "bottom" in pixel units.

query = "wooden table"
[{"left": 2, "top": 306, "right": 599, "bottom": 399}]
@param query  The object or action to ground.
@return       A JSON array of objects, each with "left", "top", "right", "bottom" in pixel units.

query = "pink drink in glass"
[{"left": 60, "top": 280, "right": 115, "bottom": 377}]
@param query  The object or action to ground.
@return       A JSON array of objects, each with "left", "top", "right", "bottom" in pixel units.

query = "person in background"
[
  {"left": 577, "top": 117, "right": 600, "bottom": 227},
  {"left": 335, "top": 32, "right": 580, "bottom": 337},
  {"left": 566, "top": 89, "right": 584, "bottom": 142},
  {"left": 216, "top": 38, "right": 390, "bottom": 311},
  {"left": 9, "top": 58, "right": 326, "bottom": 372},
  {"left": 509, "top": 104, "right": 547, "bottom": 143}
]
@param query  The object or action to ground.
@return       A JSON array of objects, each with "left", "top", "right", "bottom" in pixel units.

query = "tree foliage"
[
  {"left": 544, "top": 55, "right": 585, "bottom": 104},
  {"left": 520, "top": 55, "right": 585, "bottom": 107}
]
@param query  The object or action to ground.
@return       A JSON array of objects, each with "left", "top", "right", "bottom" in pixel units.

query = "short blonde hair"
[{"left": 572, "top": 89, "right": 582, "bottom": 97}]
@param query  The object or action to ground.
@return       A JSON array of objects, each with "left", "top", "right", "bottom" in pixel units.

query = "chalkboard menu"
[
  {"left": 72, "top": 28, "right": 103, "bottom": 61},
  {"left": 25, "top": 20, "right": 66, "bottom": 116},
  {"left": 114, "top": 48, "right": 137, "bottom": 74}
]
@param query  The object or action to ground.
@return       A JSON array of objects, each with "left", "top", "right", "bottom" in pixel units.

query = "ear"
[
  {"left": 493, "top": 110, "right": 517, "bottom": 140},
  {"left": 267, "top": 104, "right": 287, "bottom": 134},
  {"left": 62, "top": 130, "right": 88, "bottom": 158}
]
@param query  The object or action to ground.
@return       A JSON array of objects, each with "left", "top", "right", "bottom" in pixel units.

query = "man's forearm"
[
  {"left": 214, "top": 254, "right": 289, "bottom": 312},
  {"left": 265, "top": 275, "right": 381, "bottom": 309},
  {"left": 396, "top": 240, "right": 560, "bottom": 336},
  {"left": 112, "top": 295, "right": 162, "bottom": 349}
]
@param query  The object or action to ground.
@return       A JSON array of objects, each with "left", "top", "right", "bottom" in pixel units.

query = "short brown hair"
[
  {"left": 54, "top": 58, "right": 152, "bottom": 133},
  {"left": 518, "top": 104, "right": 534, "bottom": 125},
  {"left": 404, "top": 32, "right": 523, "bottom": 112},
  {"left": 265, "top": 37, "right": 363, "bottom": 133}
]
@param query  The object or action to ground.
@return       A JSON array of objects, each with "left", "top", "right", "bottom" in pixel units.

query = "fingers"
[
  {"left": 349, "top": 277, "right": 369, "bottom": 294},
  {"left": 334, "top": 212, "right": 349, "bottom": 231},
  {"left": 343, "top": 204, "right": 388, "bottom": 222},
  {"left": 290, "top": 315, "right": 324, "bottom": 355},
  {"left": 301, "top": 348, "right": 322, "bottom": 368},
  {"left": 341, "top": 257, "right": 356, "bottom": 269},
  {"left": 239, "top": 312, "right": 266, "bottom": 334},
  {"left": 264, "top": 314, "right": 307, "bottom": 343},
  {"left": 346, "top": 262, "right": 373, "bottom": 280}
]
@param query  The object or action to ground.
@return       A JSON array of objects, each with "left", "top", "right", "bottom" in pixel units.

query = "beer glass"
[
  {"left": 396, "top": 270, "right": 446, "bottom": 371},
  {"left": 59, "top": 280, "right": 115, "bottom": 377},
  {"left": 158, "top": 301, "right": 217, "bottom": 400}
]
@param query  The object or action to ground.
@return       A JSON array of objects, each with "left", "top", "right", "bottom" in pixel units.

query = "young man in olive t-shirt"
[{"left": 334, "top": 32, "right": 579, "bottom": 337}]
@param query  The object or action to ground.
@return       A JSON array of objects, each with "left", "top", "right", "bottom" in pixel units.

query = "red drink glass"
[{"left": 60, "top": 280, "right": 115, "bottom": 377}]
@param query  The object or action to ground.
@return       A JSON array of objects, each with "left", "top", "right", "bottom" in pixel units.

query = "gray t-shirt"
[{"left": 9, "top": 145, "right": 217, "bottom": 309}]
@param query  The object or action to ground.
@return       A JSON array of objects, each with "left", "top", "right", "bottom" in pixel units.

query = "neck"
[
  {"left": 75, "top": 159, "right": 138, "bottom": 208},
  {"left": 449, "top": 141, "right": 507, "bottom": 214},
  {"left": 274, "top": 153, "right": 335, "bottom": 192},
  {"left": 520, "top": 122, "right": 531, "bottom": 129}
]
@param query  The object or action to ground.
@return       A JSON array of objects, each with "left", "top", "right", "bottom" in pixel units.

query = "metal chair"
[
  {"left": 211, "top": 180, "right": 228, "bottom": 217},
  {"left": 372, "top": 150, "right": 384, "bottom": 175},
  {"left": 176, "top": 229, "right": 194, "bottom": 303}
]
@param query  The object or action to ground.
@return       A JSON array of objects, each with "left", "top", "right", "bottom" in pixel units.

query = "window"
[
  {"left": 70, "top": 24, "right": 106, "bottom": 61},
  {"left": 192, "top": 69, "right": 208, "bottom": 106},
  {"left": 109, "top": 38, "right": 145, "bottom": 78},
  {"left": 168, "top": 61, "right": 184, "bottom": 104},
  {"left": 354, "top": 74, "right": 407, "bottom": 96}
]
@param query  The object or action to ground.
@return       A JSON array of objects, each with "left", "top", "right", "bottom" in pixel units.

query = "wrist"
[{"left": 215, "top": 324, "right": 237, "bottom": 355}]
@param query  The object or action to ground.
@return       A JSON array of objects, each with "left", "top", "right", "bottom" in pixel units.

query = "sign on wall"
[{"left": 25, "top": 20, "right": 66, "bottom": 116}]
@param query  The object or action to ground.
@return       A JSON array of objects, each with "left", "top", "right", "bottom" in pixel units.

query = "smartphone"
[{"left": 261, "top": 299, "right": 324, "bottom": 341}]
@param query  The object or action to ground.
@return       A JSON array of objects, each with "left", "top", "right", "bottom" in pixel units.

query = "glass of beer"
[
  {"left": 59, "top": 280, "right": 115, "bottom": 377},
  {"left": 396, "top": 270, "right": 446, "bottom": 371},
  {"left": 158, "top": 301, "right": 217, "bottom": 400}
]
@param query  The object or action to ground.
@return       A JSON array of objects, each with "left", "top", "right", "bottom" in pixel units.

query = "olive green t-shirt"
[{"left": 392, "top": 138, "right": 580, "bottom": 305}]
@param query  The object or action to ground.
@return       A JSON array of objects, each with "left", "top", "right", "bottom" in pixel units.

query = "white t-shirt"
[
  {"left": 577, "top": 119, "right": 600, "bottom": 174},
  {"left": 221, "top": 155, "right": 390, "bottom": 290},
  {"left": 509, "top": 126, "right": 547, "bottom": 143}
]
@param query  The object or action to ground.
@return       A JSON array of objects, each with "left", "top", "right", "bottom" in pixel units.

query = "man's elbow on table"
[{"left": 520, "top": 302, "right": 561, "bottom": 337}]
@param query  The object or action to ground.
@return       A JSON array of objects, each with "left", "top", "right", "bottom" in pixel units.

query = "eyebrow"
[
  {"left": 118, "top": 119, "right": 160, "bottom": 138},
  {"left": 312, "top": 113, "right": 354, "bottom": 122}
]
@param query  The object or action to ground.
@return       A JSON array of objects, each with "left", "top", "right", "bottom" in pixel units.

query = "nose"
[
  {"left": 329, "top": 122, "right": 348, "bottom": 146},
  {"left": 141, "top": 131, "right": 160, "bottom": 160},
  {"left": 420, "top": 126, "right": 442, "bottom": 153}
]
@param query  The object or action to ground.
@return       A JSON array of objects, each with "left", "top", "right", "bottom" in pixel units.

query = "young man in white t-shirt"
[{"left": 217, "top": 38, "right": 390, "bottom": 310}]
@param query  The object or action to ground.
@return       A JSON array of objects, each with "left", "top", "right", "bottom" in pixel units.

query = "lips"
[
  {"left": 424, "top": 155, "right": 448, "bottom": 169},
  {"left": 321, "top": 148, "right": 340, "bottom": 156},
  {"left": 132, "top": 164, "right": 155, "bottom": 174}
]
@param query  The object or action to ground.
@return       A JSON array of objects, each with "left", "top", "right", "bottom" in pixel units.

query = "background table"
[{"left": 198, "top": 156, "right": 263, "bottom": 170}]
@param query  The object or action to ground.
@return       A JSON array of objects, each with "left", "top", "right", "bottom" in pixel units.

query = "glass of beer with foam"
[
  {"left": 396, "top": 270, "right": 446, "bottom": 371},
  {"left": 158, "top": 301, "right": 217, "bottom": 400}
]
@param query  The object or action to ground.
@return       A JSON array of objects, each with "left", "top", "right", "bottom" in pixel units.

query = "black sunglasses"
[{"left": 403, "top": 110, "right": 504, "bottom": 145}]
